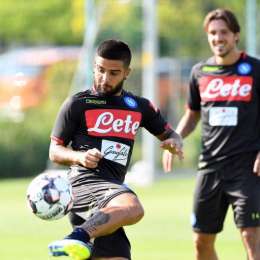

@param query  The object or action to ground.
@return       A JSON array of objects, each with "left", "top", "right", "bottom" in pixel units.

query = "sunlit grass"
[{"left": 0, "top": 177, "right": 245, "bottom": 260}]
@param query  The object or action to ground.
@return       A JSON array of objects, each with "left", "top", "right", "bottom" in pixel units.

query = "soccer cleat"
[{"left": 48, "top": 239, "right": 92, "bottom": 260}]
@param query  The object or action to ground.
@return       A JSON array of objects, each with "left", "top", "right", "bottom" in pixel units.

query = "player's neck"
[
  {"left": 214, "top": 49, "right": 241, "bottom": 66},
  {"left": 91, "top": 86, "right": 124, "bottom": 97}
]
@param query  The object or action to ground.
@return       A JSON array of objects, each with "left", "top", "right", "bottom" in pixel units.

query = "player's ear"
[
  {"left": 125, "top": 68, "right": 131, "bottom": 79},
  {"left": 235, "top": 32, "right": 240, "bottom": 44}
]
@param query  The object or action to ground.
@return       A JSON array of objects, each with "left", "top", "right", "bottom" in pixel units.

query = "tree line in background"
[
  {"left": 0, "top": 0, "right": 258, "bottom": 57},
  {"left": 0, "top": 62, "right": 76, "bottom": 178},
  {"left": 0, "top": 0, "right": 259, "bottom": 178}
]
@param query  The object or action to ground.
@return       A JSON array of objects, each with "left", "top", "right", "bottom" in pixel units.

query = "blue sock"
[{"left": 65, "top": 227, "right": 90, "bottom": 243}]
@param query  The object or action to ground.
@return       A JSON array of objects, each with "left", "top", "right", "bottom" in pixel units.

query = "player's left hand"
[
  {"left": 160, "top": 133, "right": 184, "bottom": 161},
  {"left": 253, "top": 151, "right": 260, "bottom": 176}
]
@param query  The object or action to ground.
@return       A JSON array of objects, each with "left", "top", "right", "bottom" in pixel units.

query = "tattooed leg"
[
  {"left": 81, "top": 210, "right": 110, "bottom": 234},
  {"left": 80, "top": 193, "right": 144, "bottom": 238}
]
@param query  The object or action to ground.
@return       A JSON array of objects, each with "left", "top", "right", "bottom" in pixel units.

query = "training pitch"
[{"left": 0, "top": 176, "right": 245, "bottom": 260}]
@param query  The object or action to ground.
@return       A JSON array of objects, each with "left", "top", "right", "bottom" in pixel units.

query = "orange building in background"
[{"left": 0, "top": 47, "right": 80, "bottom": 112}]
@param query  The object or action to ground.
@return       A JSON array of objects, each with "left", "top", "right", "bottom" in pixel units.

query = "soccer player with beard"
[
  {"left": 48, "top": 39, "right": 183, "bottom": 260},
  {"left": 162, "top": 9, "right": 260, "bottom": 260}
]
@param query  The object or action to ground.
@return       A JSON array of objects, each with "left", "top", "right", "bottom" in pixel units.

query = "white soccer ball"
[{"left": 26, "top": 173, "right": 73, "bottom": 221}]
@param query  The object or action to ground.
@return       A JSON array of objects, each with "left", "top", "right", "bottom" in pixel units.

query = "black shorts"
[
  {"left": 192, "top": 152, "right": 260, "bottom": 234},
  {"left": 68, "top": 169, "right": 135, "bottom": 259}
]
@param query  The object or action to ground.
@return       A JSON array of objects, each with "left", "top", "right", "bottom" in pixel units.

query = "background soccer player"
[
  {"left": 162, "top": 8, "right": 260, "bottom": 260},
  {"left": 48, "top": 39, "right": 183, "bottom": 260}
]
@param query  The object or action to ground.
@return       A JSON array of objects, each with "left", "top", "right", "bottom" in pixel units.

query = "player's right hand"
[
  {"left": 78, "top": 148, "right": 103, "bottom": 168},
  {"left": 162, "top": 149, "right": 173, "bottom": 173}
]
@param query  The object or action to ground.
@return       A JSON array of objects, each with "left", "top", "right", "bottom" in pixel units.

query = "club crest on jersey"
[
  {"left": 237, "top": 62, "right": 252, "bottom": 75},
  {"left": 123, "top": 96, "right": 138, "bottom": 108},
  {"left": 86, "top": 109, "right": 142, "bottom": 140}
]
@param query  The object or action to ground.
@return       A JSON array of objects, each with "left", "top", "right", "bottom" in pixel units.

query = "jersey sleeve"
[
  {"left": 187, "top": 66, "right": 201, "bottom": 111},
  {"left": 140, "top": 97, "right": 169, "bottom": 136},
  {"left": 51, "top": 96, "right": 79, "bottom": 146}
]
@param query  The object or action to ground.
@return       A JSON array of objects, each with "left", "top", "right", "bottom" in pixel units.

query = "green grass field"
[{"left": 0, "top": 176, "right": 245, "bottom": 260}]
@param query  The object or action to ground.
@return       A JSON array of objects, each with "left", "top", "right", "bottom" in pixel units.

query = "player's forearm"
[
  {"left": 176, "top": 117, "right": 197, "bottom": 138},
  {"left": 176, "top": 110, "right": 200, "bottom": 138},
  {"left": 156, "top": 127, "right": 180, "bottom": 142},
  {"left": 49, "top": 143, "right": 80, "bottom": 166}
]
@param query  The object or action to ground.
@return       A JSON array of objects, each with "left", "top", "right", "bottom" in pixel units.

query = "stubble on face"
[
  {"left": 93, "top": 79, "right": 124, "bottom": 97},
  {"left": 207, "top": 19, "right": 239, "bottom": 64},
  {"left": 93, "top": 56, "right": 128, "bottom": 97},
  {"left": 211, "top": 44, "right": 230, "bottom": 58}
]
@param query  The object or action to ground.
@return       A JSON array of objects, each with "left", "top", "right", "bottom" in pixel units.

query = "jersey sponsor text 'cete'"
[{"left": 200, "top": 76, "right": 252, "bottom": 102}]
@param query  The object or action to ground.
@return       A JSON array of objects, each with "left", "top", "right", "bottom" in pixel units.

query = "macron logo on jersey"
[
  {"left": 85, "top": 109, "right": 142, "bottom": 140},
  {"left": 199, "top": 76, "right": 253, "bottom": 102}
]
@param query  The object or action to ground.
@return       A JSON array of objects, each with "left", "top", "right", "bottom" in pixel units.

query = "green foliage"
[
  {"left": 0, "top": 0, "right": 258, "bottom": 177},
  {"left": 96, "top": 1, "right": 143, "bottom": 51},
  {"left": 0, "top": 0, "right": 81, "bottom": 46},
  {"left": 157, "top": 0, "right": 252, "bottom": 57},
  {"left": 158, "top": 0, "right": 205, "bottom": 57},
  {"left": 182, "top": 123, "right": 201, "bottom": 168},
  {"left": 0, "top": 62, "right": 76, "bottom": 178},
  {"left": 0, "top": 0, "right": 257, "bottom": 56}
]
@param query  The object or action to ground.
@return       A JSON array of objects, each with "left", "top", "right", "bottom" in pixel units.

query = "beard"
[
  {"left": 216, "top": 48, "right": 230, "bottom": 58},
  {"left": 94, "top": 79, "right": 124, "bottom": 97},
  {"left": 211, "top": 44, "right": 235, "bottom": 59}
]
